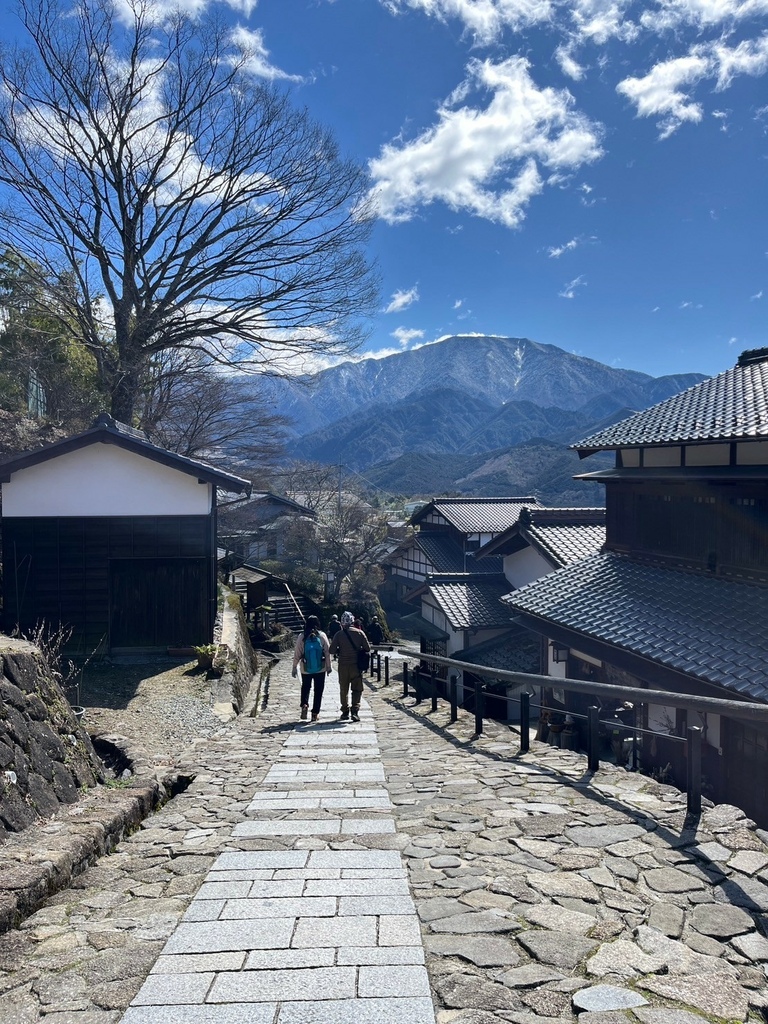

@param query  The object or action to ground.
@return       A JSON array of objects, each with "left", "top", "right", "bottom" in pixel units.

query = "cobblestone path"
[{"left": 2, "top": 656, "right": 768, "bottom": 1024}]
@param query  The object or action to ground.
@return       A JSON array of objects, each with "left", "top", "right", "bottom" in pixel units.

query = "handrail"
[
  {"left": 282, "top": 582, "right": 305, "bottom": 624},
  {"left": 397, "top": 648, "right": 768, "bottom": 726}
]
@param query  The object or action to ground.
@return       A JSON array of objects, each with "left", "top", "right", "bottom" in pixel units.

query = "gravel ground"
[{"left": 76, "top": 657, "right": 223, "bottom": 770}]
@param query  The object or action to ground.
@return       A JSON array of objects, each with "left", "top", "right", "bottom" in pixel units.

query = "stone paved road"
[{"left": 2, "top": 655, "right": 768, "bottom": 1024}]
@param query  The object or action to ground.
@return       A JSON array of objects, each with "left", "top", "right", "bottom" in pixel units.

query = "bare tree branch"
[{"left": 0, "top": 0, "right": 379, "bottom": 420}]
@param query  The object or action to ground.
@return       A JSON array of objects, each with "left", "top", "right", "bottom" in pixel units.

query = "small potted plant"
[{"left": 193, "top": 643, "right": 218, "bottom": 670}]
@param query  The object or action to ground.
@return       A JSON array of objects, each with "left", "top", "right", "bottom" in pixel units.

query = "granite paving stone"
[{"left": 5, "top": 653, "right": 768, "bottom": 1024}]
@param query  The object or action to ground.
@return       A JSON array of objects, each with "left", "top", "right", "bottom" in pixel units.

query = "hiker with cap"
[
  {"left": 291, "top": 615, "right": 332, "bottom": 722},
  {"left": 329, "top": 610, "right": 371, "bottom": 722}
]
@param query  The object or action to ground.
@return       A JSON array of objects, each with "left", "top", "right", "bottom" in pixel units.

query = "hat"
[{"left": 341, "top": 611, "right": 355, "bottom": 626}]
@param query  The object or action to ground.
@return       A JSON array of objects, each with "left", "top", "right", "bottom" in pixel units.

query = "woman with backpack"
[{"left": 291, "top": 615, "right": 332, "bottom": 722}]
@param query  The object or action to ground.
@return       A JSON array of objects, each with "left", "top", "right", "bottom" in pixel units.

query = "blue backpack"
[{"left": 303, "top": 631, "right": 324, "bottom": 674}]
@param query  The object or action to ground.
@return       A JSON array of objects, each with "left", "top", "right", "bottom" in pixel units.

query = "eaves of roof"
[
  {"left": 0, "top": 414, "right": 251, "bottom": 494},
  {"left": 504, "top": 552, "right": 768, "bottom": 702},
  {"left": 411, "top": 496, "right": 540, "bottom": 533},
  {"left": 426, "top": 574, "right": 513, "bottom": 630},
  {"left": 574, "top": 357, "right": 768, "bottom": 454}
]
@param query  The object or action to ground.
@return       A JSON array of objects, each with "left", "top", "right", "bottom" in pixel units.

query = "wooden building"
[
  {"left": 0, "top": 414, "right": 250, "bottom": 654},
  {"left": 505, "top": 350, "right": 768, "bottom": 823}
]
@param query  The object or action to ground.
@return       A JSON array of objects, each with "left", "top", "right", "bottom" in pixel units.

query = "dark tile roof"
[
  {"left": 427, "top": 575, "right": 513, "bottom": 630},
  {"left": 398, "top": 611, "right": 450, "bottom": 641},
  {"left": 0, "top": 413, "right": 251, "bottom": 493},
  {"left": 456, "top": 625, "right": 541, "bottom": 675},
  {"left": 527, "top": 521, "right": 605, "bottom": 568},
  {"left": 478, "top": 507, "right": 605, "bottom": 567},
  {"left": 575, "top": 355, "right": 768, "bottom": 452},
  {"left": 218, "top": 492, "right": 315, "bottom": 530},
  {"left": 417, "top": 534, "right": 503, "bottom": 574},
  {"left": 504, "top": 552, "right": 768, "bottom": 702},
  {"left": 413, "top": 497, "right": 541, "bottom": 534}
]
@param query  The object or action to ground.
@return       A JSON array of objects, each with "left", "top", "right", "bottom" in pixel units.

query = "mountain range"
[{"left": 258, "top": 336, "right": 707, "bottom": 504}]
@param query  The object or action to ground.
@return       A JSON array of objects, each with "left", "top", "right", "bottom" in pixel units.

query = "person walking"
[
  {"left": 329, "top": 610, "right": 371, "bottom": 722},
  {"left": 367, "top": 616, "right": 384, "bottom": 649},
  {"left": 291, "top": 615, "right": 332, "bottom": 722},
  {"left": 327, "top": 614, "right": 341, "bottom": 640}
]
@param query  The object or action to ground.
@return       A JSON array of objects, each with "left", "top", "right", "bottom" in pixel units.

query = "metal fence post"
[
  {"left": 376, "top": 653, "right": 381, "bottom": 681},
  {"left": 449, "top": 676, "right": 458, "bottom": 723},
  {"left": 402, "top": 662, "right": 409, "bottom": 699},
  {"left": 431, "top": 668, "right": 438, "bottom": 712},
  {"left": 474, "top": 681, "right": 483, "bottom": 735},
  {"left": 687, "top": 725, "right": 702, "bottom": 814},
  {"left": 384, "top": 656, "right": 390, "bottom": 687},
  {"left": 587, "top": 706, "right": 600, "bottom": 772},
  {"left": 414, "top": 668, "right": 422, "bottom": 705},
  {"left": 520, "top": 692, "right": 530, "bottom": 753}
]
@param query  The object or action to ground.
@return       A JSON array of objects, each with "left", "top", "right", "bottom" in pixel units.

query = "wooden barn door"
[{"left": 109, "top": 558, "right": 210, "bottom": 649}]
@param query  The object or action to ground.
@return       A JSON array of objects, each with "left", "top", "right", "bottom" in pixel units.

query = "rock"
[
  {"left": 647, "top": 903, "right": 684, "bottom": 938},
  {"left": 572, "top": 984, "right": 649, "bottom": 1012},
  {"left": 419, "top": 896, "right": 469, "bottom": 922},
  {"left": 430, "top": 910, "right": 519, "bottom": 934},
  {"left": 523, "top": 903, "right": 596, "bottom": 935},
  {"left": 434, "top": 972, "right": 521, "bottom": 1011},
  {"left": 634, "top": 1009, "right": 713, "bottom": 1024},
  {"left": 521, "top": 988, "right": 571, "bottom": 1016},
  {"left": 638, "top": 974, "right": 749, "bottom": 1020},
  {"left": 525, "top": 871, "right": 600, "bottom": 902},
  {"left": 586, "top": 939, "right": 666, "bottom": 978},
  {"left": 643, "top": 868, "right": 706, "bottom": 893},
  {"left": 499, "top": 965, "right": 564, "bottom": 989},
  {"left": 688, "top": 902, "right": 754, "bottom": 938},
  {"left": 731, "top": 932, "right": 768, "bottom": 962},
  {"left": 567, "top": 825, "right": 648, "bottom": 848},
  {"left": 426, "top": 935, "right": 521, "bottom": 967},
  {"left": 517, "top": 930, "right": 597, "bottom": 969}
]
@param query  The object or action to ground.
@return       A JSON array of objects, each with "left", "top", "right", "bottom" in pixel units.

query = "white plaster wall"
[
  {"left": 504, "top": 546, "right": 552, "bottom": 589},
  {"left": 3, "top": 444, "right": 212, "bottom": 517}
]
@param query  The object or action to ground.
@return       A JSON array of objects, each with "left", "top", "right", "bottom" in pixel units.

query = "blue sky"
[
  {"left": 246, "top": 0, "right": 768, "bottom": 379},
  {"left": 3, "top": 0, "right": 766, "bottom": 380}
]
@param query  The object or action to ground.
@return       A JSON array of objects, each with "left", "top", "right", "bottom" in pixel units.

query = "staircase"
[{"left": 267, "top": 590, "right": 312, "bottom": 632}]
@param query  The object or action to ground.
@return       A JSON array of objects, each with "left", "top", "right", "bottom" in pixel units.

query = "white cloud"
[
  {"left": 713, "top": 34, "right": 768, "bottom": 89},
  {"left": 559, "top": 274, "right": 587, "bottom": 298},
  {"left": 369, "top": 56, "right": 603, "bottom": 229},
  {"left": 384, "top": 286, "right": 420, "bottom": 313},
  {"left": 568, "top": 0, "right": 638, "bottom": 44},
  {"left": 617, "top": 35, "right": 768, "bottom": 137},
  {"left": 617, "top": 52, "right": 710, "bottom": 137},
  {"left": 391, "top": 326, "right": 426, "bottom": 346},
  {"left": 555, "top": 45, "right": 586, "bottom": 80},
  {"left": 640, "top": 0, "right": 768, "bottom": 34},
  {"left": 229, "top": 26, "right": 303, "bottom": 81},
  {"left": 548, "top": 237, "right": 579, "bottom": 257},
  {"left": 381, "top": 0, "right": 553, "bottom": 42},
  {"left": 453, "top": 299, "right": 464, "bottom": 309},
  {"left": 751, "top": 289, "right": 764, "bottom": 299}
]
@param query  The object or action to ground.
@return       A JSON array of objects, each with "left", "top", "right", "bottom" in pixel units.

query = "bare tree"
[
  {"left": 0, "top": 0, "right": 378, "bottom": 422},
  {"left": 139, "top": 350, "right": 289, "bottom": 480}
]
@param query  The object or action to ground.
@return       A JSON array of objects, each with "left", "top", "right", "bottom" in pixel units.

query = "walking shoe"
[
  {"left": 300, "top": 705, "right": 308, "bottom": 720},
  {"left": 351, "top": 710, "right": 360, "bottom": 722},
  {"left": 311, "top": 713, "right": 319, "bottom": 722},
  {"left": 339, "top": 709, "right": 350, "bottom": 721}
]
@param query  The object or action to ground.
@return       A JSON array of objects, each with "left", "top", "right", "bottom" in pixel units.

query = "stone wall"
[
  {"left": 212, "top": 592, "right": 260, "bottom": 717},
  {"left": 0, "top": 638, "right": 104, "bottom": 841}
]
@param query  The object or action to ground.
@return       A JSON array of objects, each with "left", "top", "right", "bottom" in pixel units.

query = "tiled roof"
[
  {"left": 427, "top": 575, "right": 513, "bottom": 630},
  {"left": 417, "top": 534, "right": 503, "bottom": 574},
  {"left": 0, "top": 413, "right": 251, "bottom": 493},
  {"left": 413, "top": 497, "right": 540, "bottom": 534},
  {"left": 477, "top": 507, "right": 605, "bottom": 567},
  {"left": 504, "top": 552, "right": 768, "bottom": 702},
  {"left": 457, "top": 625, "right": 541, "bottom": 675},
  {"left": 527, "top": 520, "right": 605, "bottom": 568},
  {"left": 575, "top": 355, "right": 768, "bottom": 452}
]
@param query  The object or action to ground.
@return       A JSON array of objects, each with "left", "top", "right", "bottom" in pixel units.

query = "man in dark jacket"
[{"left": 328, "top": 611, "right": 371, "bottom": 722}]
